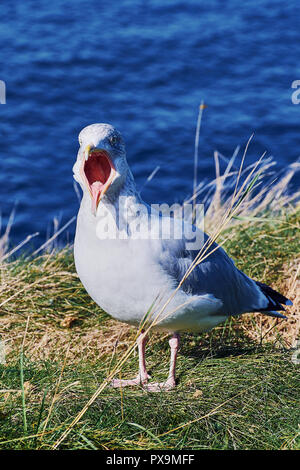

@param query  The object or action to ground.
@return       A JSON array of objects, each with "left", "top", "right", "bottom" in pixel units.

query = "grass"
[
  {"left": 0, "top": 204, "right": 299, "bottom": 450},
  {"left": 0, "top": 347, "right": 299, "bottom": 450},
  {"left": 0, "top": 127, "right": 299, "bottom": 449}
]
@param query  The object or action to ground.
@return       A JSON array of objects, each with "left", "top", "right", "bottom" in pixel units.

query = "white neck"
[{"left": 78, "top": 169, "right": 147, "bottom": 239}]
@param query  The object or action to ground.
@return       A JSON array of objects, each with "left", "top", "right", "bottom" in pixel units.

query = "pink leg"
[
  {"left": 110, "top": 331, "right": 150, "bottom": 388},
  {"left": 144, "top": 333, "right": 180, "bottom": 392}
]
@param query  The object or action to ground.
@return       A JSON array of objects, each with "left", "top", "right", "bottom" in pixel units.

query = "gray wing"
[{"left": 156, "top": 222, "right": 265, "bottom": 316}]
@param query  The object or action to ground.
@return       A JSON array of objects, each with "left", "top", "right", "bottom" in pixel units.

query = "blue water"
[{"left": 0, "top": 0, "right": 299, "bottom": 247}]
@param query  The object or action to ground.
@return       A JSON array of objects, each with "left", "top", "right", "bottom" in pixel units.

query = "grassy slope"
[{"left": 0, "top": 209, "right": 299, "bottom": 450}]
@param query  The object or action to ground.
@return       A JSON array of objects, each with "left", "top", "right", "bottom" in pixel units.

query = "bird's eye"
[{"left": 109, "top": 135, "right": 119, "bottom": 146}]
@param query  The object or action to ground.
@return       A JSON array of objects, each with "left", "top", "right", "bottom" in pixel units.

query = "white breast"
[{"left": 74, "top": 196, "right": 224, "bottom": 332}]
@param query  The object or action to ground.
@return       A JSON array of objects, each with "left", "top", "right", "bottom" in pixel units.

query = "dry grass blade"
[
  {"left": 157, "top": 382, "right": 261, "bottom": 437},
  {"left": 32, "top": 216, "right": 76, "bottom": 256},
  {"left": 192, "top": 101, "right": 206, "bottom": 217},
  {"left": 41, "top": 342, "right": 71, "bottom": 436}
]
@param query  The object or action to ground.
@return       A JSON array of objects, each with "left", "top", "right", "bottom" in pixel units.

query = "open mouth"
[{"left": 81, "top": 148, "right": 115, "bottom": 214}]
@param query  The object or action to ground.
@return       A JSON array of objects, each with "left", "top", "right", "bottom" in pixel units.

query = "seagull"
[{"left": 73, "top": 123, "right": 292, "bottom": 391}]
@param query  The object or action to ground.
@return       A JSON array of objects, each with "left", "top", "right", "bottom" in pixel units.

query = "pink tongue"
[{"left": 91, "top": 181, "right": 104, "bottom": 214}]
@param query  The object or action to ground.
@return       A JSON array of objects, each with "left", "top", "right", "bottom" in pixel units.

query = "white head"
[{"left": 73, "top": 123, "right": 129, "bottom": 214}]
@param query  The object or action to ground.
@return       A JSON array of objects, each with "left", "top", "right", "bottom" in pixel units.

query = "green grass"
[
  {"left": 224, "top": 211, "right": 299, "bottom": 283},
  {"left": 0, "top": 347, "right": 299, "bottom": 450},
  {"left": 0, "top": 208, "right": 299, "bottom": 450}
]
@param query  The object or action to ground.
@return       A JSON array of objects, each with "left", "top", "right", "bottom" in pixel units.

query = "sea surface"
[{"left": 0, "top": 0, "right": 299, "bottom": 247}]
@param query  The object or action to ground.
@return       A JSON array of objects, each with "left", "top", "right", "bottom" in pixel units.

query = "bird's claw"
[
  {"left": 110, "top": 374, "right": 150, "bottom": 388},
  {"left": 110, "top": 374, "right": 175, "bottom": 392},
  {"left": 142, "top": 379, "right": 176, "bottom": 392}
]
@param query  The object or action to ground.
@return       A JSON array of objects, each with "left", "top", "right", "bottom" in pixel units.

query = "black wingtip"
[
  {"left": 263, "top": 311, "right": 287, "bottom": 319},
  {"left": 256, "top": 281, "right": 292, "bottom": 311}
]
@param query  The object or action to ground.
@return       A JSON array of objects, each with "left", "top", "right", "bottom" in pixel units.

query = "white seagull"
[{"left": 73, "top": 123, "right": 292, "bottom": 391}]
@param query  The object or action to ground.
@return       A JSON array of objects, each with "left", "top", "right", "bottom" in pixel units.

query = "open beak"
[{"left": 80, "top": 145, "right": 116, "bottom": 215}]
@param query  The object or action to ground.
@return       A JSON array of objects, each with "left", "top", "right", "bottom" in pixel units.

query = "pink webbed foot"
[
  {"left": 110, "top": 331, "right": 150, "bottom": 388},
  {"left": 110, "top": 373, "right": 150, "bottom": 388},
  {"left": 142, "top": 333, "right": 179, "bottom": 392},
  {"left": 143, "top": 377, "right": 176, "bottom": 392},
  {"left": 110, "top": 332, "right": 179, "bottom": 392}
]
